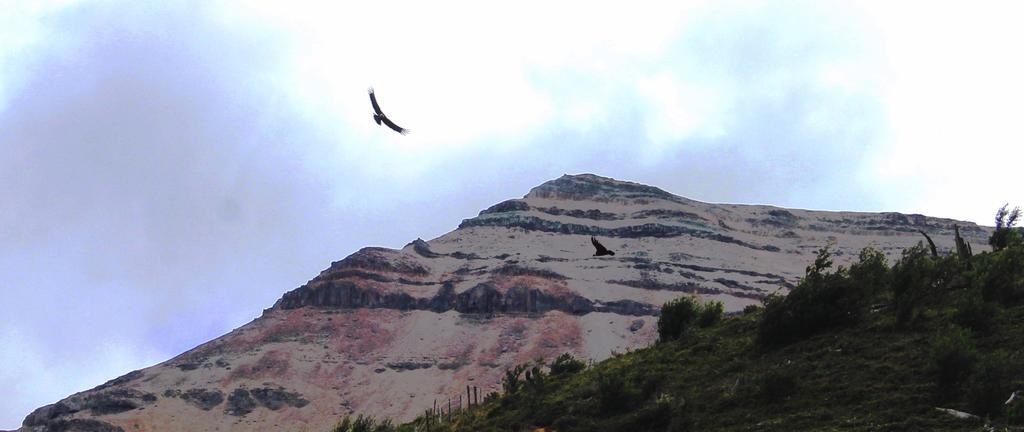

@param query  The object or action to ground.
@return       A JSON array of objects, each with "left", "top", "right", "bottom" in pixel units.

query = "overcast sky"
[{"left": 2, "top": 0, "right": 1022, "bottom": 427}]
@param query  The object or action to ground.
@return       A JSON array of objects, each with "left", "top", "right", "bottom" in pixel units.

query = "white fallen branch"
[
  {"left": 934, "top": 407, "right": 979, "bottom": 420},
  {"left": 1006, "top": 390, "right": 1020, "bottom": 405}
]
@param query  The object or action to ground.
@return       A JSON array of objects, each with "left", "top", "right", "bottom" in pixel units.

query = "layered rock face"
[{"left": 20, "top": 174, "right": 990, "bottom": 432}]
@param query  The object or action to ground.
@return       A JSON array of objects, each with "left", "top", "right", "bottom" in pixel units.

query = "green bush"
[
  {"left": 891, "top": 244, "right": 940, "bottom": 326},
  {"left": 502, "top": 364, "right": 528, "bottom": 395},
  {"left": 551, "top": 415, "right": 585, "bottom": 430},
  {"left": 638, "top": 372, "right": 670, "bottom": 400},
  {"left": 595, "top": 369, "right": 630, "bottom": 413},
  {"left": 757, "top": 293, "right": 790, "bottom": 347},
  {"left": 619, "top": 393, "right": 691, "bottom": 432},
  {"left": 966, "top": 352, "right": 1013, "bottom": 417},
  {"left": 697, "top": 300, "right": 724, "bottom": 328},
  {"left": 1003, "top": 407, "right": 1019, "bottom": 427},
  {"left": 847, "top": 247, "right": 890, "bottom": 300},
  {"left": 523, "top": 360, "right": 546, "bottom": 391},
  {"left": 665, "top": 406, "right": 694, "bottom": 432},
  {"left": 930, "top": 325, "right": 977, "bottom": 400},
  {"left": 331, "top": 415, "right": 394, "bottom": 432},
  {"left": 658, "top": 296, "right": 700, "bottom": 341},
  {"left": 1009, "top": 400, "right": 1024, "bottom": 426},
  {"left": 975, "top": 244, "right": 1024, "bottom": 305},
  {"left": 759, "top": 368, "right": 797, "bottom": 402},
  {"left": 550, "top": 353, "right": 586, "bottom": 376},
  {"left": 758, "top": 246, "right": 876, "bottom": 347},
  {"left": 990, "top": 204, "right": 1022, "bottom": 252},
  {"left": 742, "top": 304, "right": 761, "bottom": 315},
  {"left": 952, "top": 290, "right": 997, "bottom": 334}
]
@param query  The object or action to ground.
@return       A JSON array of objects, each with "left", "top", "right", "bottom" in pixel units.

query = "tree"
[
  {"left": 990, "top": 204, "right": 1022, "bottom": 251},
  {"left": 891, "top": 244, "right": 940, "bottom": 327},
  {"left": 502, "top": 364, "right": 528, "bottom": 395}
]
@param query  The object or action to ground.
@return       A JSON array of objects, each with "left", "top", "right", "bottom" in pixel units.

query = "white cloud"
[
  {"left": 0, "top": 1, "right": 79, "bottom": 111},
  {"left": 860, "top": 2, "right": 1024, "bottom": 223},
  {"left": 636, "top": 72, "right": 730, "bottom": 157},
  {"left": 222, "top": 0, "right": 720, "bottom": 164},
  {"left": 0, "top": 327, "right": 167, "bottom": 429}
]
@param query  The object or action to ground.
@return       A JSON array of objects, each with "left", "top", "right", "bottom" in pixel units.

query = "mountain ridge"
[{"left": 18, "top": 174, "right": 991, "bottom": 432}]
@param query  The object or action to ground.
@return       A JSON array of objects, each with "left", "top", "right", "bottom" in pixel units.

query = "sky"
[{"left": 1, "top": 0, "right": 1022, "bottom": 427}]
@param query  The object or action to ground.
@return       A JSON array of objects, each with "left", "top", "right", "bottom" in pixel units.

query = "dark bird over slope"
[
  {"left": 591, "top": 236, "right": 615, "bottom": 256},
  {"left": 368, "top": 87, "right": 409, "bottom": 135}
]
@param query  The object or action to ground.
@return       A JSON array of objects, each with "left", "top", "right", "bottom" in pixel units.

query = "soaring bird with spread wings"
[
  {"left": 368, "top": 88, "right": 409, "bottom": 135},
  {"left": 591, "top": 236, "right": 615, "bottom": 256}
]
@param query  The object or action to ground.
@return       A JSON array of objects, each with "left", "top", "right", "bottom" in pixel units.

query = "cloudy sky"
[{"left": 1, "top": 0, "right": 1022, "bottom": 427}]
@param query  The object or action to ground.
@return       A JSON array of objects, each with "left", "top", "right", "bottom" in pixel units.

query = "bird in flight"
[
  {"left": 368, "top": 87, "right": 409, "bottom": 135},
  {"left": 591, "top": 236, "right": 615, "bottom": 256}
]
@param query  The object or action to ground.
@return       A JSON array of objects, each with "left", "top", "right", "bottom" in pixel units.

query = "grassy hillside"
[{"left": 332, "top": 208, "right": 1024, "bottom": 432}]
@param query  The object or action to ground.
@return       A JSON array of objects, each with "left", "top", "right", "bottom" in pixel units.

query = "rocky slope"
[{"left": 19, "top": 174, "right": 991, "bottom": 432}]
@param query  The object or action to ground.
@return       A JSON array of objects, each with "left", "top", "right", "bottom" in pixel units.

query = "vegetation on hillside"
[{"left": 330, "top": 206, "right": 1024, "bottom": 432}]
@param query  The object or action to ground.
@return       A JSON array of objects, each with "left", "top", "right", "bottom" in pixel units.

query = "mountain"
[{"left": 18, "top": 174, "right": 991, "bottom": 432}]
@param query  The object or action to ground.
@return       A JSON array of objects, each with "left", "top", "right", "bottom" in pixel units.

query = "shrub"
[
  {"left": 595, "top": 369, "right": 630, "bottom": 413},
  {"left": 966, "top": 352, "right": 1013, "bottom": 417},
  {"left": 758, "top": 245, "right": 876, "bottom": 347},
  {"left": 697, "top": 300, "right": 724, "bottom": 328},
  {"left": 757, "top": 293, "right": 790, "bottom": 347},
  {"left": 639, "top": 372, "right": 669, "bottom": 400},
  {"left": 847, "top": 247, "right": 889, "bottom": 301},
  {"left": 331, "top": 415, "right": 394, "bottom": 432},
  {"left": 523, "top": 360, "right": 546, "bottom": 391},
  {"left": 742, "top": 304, "right": 761, "bottom": 315},
  {"left": 990, "top": 204, "right": 1022, "bottom": 252},
  {"left": 785, "top": 245, "right": 858, "bottom": 325},
  {"left": 952, "top": 290, "right": 997, "bottom": 334},
  {"left": 931, "top": 325, "right": 977, "bottom": 400},
  {"left": 759, "top": 368, "right": 797, "bottom": 402},
  {"left": 549, "top": 353, "right": 586, "bottom": 376},
  {"left": 483, "top": 391, "right": 499, "bottom": 403},
  {"left": 665, "top": 406, "right": 694, "bottom": 432},
  {"left": 622, "top": 392, "right": 690, "bottom": 432},
  {"left": 1010, "top": 400, "right": 1024, "bottom": 426},
  {"left": 502, "top": 364, "right": 528, "bottom": 395},
  {"left": 891, "top": 244, "right": 940, "bottom": 326},
  {"left": 551, "top": 415, "right": 584, "bottom": 430},
  {"left": 658, "top": 296, "right": 700, "bottom": 341},
  {"left": 975, "top": 243, "right": 1024, "bottom": 305}
]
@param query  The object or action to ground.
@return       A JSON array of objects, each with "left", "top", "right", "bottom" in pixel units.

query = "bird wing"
[
  {"left": 591, "top": 236, "right": 607, "bottom": 253},
  {"left": 368, "top": 88, "right": 384, "bottom": 116},
  {"left": 380, "top": 115, "right": 408, "bottom": 135}
]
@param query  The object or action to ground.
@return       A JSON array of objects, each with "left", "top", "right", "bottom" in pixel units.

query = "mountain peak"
[
  {"left": 524, "top": 173, "right": 682, "bottom": 203},
  {"left": 18, "top": 174, "right": 994, "bottom": 432}
]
